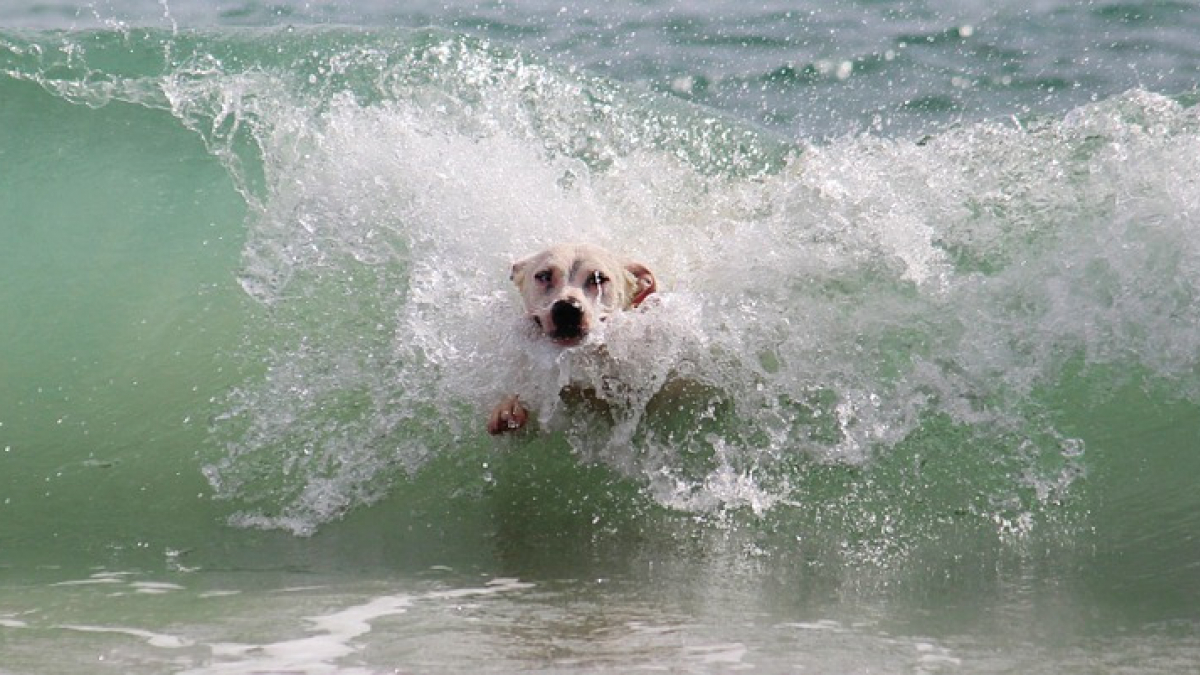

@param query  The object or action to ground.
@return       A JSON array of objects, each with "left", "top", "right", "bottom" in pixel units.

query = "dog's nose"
[{"left": 551, "top": 298, "right": 584, "bottom": 338}]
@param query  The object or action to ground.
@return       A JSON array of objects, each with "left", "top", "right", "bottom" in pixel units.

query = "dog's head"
[{"left": 510, "top": 243, "right": 656, "bottom": 346}]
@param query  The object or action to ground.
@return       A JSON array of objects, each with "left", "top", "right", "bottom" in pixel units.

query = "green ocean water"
[{"left": 3, "top": 4, "right": 1200, "bottom": 673}]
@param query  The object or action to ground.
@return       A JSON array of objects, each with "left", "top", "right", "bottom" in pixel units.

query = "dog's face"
[{"left": 511, "top": 243, "right": 656, "bottom": 346}]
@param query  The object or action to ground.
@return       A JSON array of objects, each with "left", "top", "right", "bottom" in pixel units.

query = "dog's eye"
[
  {"left": 587, "top": 271, "right": 609, "bottom": 287},
  {"left": 534, "top": 270, "right": 553, "bottom": 285}
]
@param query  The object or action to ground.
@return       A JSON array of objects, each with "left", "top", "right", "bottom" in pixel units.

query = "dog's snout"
[
  {"left": 551, "top": 298, "right": 585, "bottom": 339},
  {"left": 552, "top": 298, "right": 583, "bottom": 324}
]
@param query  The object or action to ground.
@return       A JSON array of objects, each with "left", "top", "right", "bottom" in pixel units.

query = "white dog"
[{"left": 488, "top": 243, "right": 657, "bottom": 435}]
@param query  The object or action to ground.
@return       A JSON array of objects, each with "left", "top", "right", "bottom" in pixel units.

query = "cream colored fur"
[{"left": 488, "top": 243, "right": 656, "bottom": 435}]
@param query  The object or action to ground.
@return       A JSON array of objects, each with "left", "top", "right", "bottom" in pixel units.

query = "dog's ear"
[
  {"left": 510, "top": 256, "right": 532, "bottom": 290},
  {"left": 625, "top": 262, "right": 656, "bottom": 308}
]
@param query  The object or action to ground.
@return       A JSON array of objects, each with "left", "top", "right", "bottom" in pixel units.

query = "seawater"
[{"left": 3, "top": 2, "right": 1200, "bottom": 673}]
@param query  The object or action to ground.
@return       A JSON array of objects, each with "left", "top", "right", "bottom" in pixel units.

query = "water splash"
[{"left": 84, "top": 30, "right": 1191, "bottom": 536}]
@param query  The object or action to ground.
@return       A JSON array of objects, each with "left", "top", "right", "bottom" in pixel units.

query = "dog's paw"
[{"left": 488, "top": 395, "right": 528, "bottom": 435}]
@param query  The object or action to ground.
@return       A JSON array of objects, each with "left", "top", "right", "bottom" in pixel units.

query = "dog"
[{"left": 487, "top": 243, "right": 657, "bottom": 435}]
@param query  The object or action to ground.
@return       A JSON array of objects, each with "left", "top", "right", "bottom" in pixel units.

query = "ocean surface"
[{"left": 3, "top": 1, "right": 1200, "bottom": 672}]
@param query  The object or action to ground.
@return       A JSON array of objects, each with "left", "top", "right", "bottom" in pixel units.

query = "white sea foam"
[
  {"left": 59, "top": 623, "right": 194, "bottom": 649},
  {"left": 179, "top": 578, "right": 532, "bottom": 675},
  {"left": 188, "top": 33, "right": 1200, "bottom": 534}
]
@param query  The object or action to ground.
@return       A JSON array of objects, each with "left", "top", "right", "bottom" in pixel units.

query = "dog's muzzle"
[{"left": 550, "top": 298, "right": 585, "bottom": 340}]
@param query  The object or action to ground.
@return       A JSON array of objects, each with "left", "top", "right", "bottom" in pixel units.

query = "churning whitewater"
[{"left": 145, "top": 32, "right": 1199, "bottom": 536}]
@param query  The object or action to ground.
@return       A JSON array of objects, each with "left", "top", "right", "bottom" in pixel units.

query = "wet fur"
[{"left": 488, "top": 243, "right": 656, "bottom": 435}]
